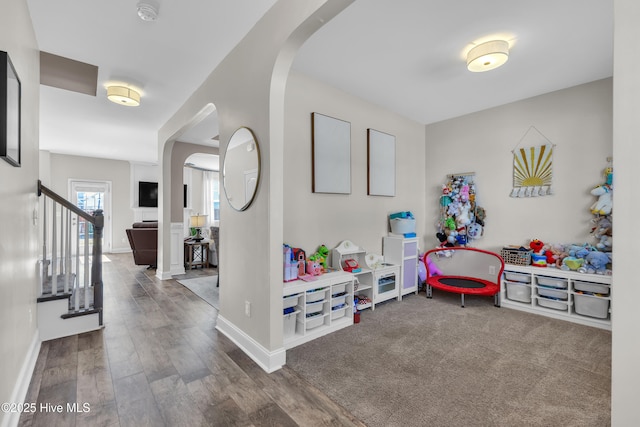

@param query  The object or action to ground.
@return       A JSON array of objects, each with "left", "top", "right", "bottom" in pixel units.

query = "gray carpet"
[
  {"left": 286, "top": 291, "right": 611, "bottom": 427},
  {"left": 177, "top": 276, "right": 219, "bottom": 309}
]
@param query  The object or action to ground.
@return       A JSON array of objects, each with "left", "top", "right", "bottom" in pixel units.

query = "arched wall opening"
[{"left": 157, "top": 0, "right": 355, "bottom": 372}]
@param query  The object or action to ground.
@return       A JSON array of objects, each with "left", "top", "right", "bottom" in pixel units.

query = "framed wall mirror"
[
  {"left": 1, "top": 51, "right": 21, "bottom": 167},
  {"left": 312, "top": 112, "right": 351, "bottom": 194},
  {"left": 367, "top": 129, "right": 395, "bottom": 196},
  {"left": 222, "top": 127, "right": 260, "bottom": 211}
]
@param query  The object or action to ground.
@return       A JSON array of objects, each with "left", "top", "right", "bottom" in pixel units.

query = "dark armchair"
[{"left": 126, "top": 222, "right": 158, "bottom": 268}]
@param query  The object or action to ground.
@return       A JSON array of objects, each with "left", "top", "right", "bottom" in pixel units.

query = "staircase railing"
[{"left": 37, "top": 180, "right": 103, "bottom": 325}]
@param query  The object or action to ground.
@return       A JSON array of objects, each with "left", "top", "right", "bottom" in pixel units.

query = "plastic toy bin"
[
  {"left": 573, "top": 280, "right": 610, "bottom": 295},
  {"left": 574, "top": 294, "right": 610, "bottom": 319},
  {"left": 283, "top": 294, "right": 299, "bottom": 310},
  {"left": 536, "top": 276, "right": 568, "bottom": 289},
  {"left": 283, "top": 310, "right": 299, "bottom": 338},
  {"left": 536, "top": 286, "right": 568, "bottom": 300},
  {"left": 536, "top": 296, "right": 569, "bottom": 311},
  {"left": 306, "top": 288, "right": 326, "bottom": 303},
  {"left": 505, "top": 281, "right": 531, "bottom": 303},
  {"left": 504, "top": 271, "right": 531, "bottom": 283},
  {"left": 390, "top": 218, "right": 416, "bottom": 235}
]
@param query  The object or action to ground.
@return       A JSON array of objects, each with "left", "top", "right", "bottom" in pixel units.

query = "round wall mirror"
[{"left": 222, "top": 127, "right": 260, "bottom": 211}]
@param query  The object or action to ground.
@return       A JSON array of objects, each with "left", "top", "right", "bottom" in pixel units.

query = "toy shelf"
[
  {"left": 501, "top": 264, "right": 611, "bottom": 330},
  {"left": 282, "top": 270, "right": 354, "bottom": 349}
]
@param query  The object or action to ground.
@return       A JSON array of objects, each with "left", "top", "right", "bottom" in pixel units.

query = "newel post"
[{"left": 92, "top": 209, "right": 104, "bottom": 324}]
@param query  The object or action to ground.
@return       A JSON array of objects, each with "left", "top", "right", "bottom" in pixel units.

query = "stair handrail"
[
  {"left": 38, "top": 180, "right": 96, "bottom": 223},
  {"left": 37, "top": 180, "right": 103, "bottom": 325}
]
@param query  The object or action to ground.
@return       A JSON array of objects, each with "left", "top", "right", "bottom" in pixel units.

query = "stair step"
[
  {"left": 41, "top": 273, "right": 77, "bottom": 295},
  {"left": 38, "top": 285, "right": 95, "bottom": 312},
  {"left": 61, "top": 307, "right": 101, "bottom": 319}
]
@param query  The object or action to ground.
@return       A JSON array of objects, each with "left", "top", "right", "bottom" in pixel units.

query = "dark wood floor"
[{"left": 19, "top": 253, "right": 365, "bottom": 427}]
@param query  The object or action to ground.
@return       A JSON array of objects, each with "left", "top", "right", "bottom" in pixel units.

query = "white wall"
[
  {"left": 0, "top": 1, "right": 40, "bottom": 425},
  {"left": 157, "top": 0, "right": 354, "bottom": 370},
  {"left": 612, "top": 0, "right": 640, "bottom": 424},
  {"left": 284, "top": 71, "right": 426, "bottom": 256},
  {"left": 425, "top": 78, "right": 613, "bottom": 253},
  {"left": 46, "top": 153, "right": 134, "bottom": 253}
]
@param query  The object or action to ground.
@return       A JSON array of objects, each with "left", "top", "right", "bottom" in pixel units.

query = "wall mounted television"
[{"left": 138, "top": 181, "right": 158, "bottom": 207}]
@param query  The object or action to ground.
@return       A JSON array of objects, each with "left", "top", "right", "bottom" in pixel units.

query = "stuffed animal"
[
  {"left": 467, "top": 223, "right": 483, "bottom": 239},
  {"left": 591, "top": 216, "right": 612, "bottom": 251},
  {"left": 456, "top": 204, "right": 472, "bottom": 227},
  {"left": 590, "top": 184, "right": 613, "bottom": 216},
  {"left": 475, "top": 206, "right": 486, "bottom": 226},
  {"left": 530, "top": 239, "right": 545, "bottom": 254},
  {"left": 315, "top": 245, "right": 330, "bottom": 272},
  {"left": 561, "top": 256, "right": 584, "bottom": 271},
  {"left": 546, "top": 243, "right": 568, "bottom": 268},
  {"left": 579, "top": 251, "right": 612, "bottom": 275},
  {"left": 426, "top": 257, "right": 443, "bottom": 276},
  {"left": 306, "top": 259, "right": 322, "bottom": 276}
]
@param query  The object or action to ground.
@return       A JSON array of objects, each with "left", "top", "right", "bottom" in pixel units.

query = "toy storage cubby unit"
[
  {"left": 331, "top": 240, "right": 375, "bottom": 310},
  {"left": 501, "top": 264, "right": 611, "bottom": 330},
  {"left": 383, "top": 236, "right": 419, "bottom": 299},
  {"left": 282, "top": 271, "right": 354, "bottom": 349}
]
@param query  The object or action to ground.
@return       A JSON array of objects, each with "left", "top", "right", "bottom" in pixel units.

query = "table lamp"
[{"left": 190, "top": 214, "right": 208, "bottom": 241}]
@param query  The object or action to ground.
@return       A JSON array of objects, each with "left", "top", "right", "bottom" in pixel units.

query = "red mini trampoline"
[{"left": 423, "top": 247, "right": 505, "bottom": 307}]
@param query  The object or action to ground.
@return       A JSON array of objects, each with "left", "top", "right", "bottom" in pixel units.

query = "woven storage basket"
[{"left": 501, "top": 248, "right": 532, "bottom": 265}]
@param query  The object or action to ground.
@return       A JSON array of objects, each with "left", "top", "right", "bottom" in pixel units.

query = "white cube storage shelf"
[
  {"left": 282, "top": 271, "right": 354, "bottom": 349},
  {"left": 501, "top": 264, "right": 611, "bottom": 330}
]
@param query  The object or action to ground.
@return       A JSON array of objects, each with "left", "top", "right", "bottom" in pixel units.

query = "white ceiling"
[{"left": 26, "top": 0, "right": 613, "bottom": 168}]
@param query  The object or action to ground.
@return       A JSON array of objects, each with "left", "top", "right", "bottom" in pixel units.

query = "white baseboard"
[
  {"left": 107, "top": 248, "right": 132, "bottom": 254},
  {"left": 216, "top": 315, "right": 286, "bottom": 373},
  {"left": 156, "top": 269, "right": 173, "bottom": 280},
  {"left": 1, "top": 332, "right": 40, "bottom": 427}
]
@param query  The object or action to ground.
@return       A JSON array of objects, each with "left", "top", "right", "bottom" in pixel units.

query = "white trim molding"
[
  {"left": 170, "top": 222, "right": 186, "bottom": 276},
  {"left": 216, "top": 315, "right": 286, "bottom": 373},
  {"left": 1, "top": 332, "right": 40, "bottom": 427}
]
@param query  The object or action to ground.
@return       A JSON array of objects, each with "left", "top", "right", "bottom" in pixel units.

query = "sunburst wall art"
[{"left": 510, "top": 144, "right": 553, "bottom": 197}]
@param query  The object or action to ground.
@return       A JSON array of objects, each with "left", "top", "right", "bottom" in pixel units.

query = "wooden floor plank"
[{"left": 19, "top": 252, "right": 363, "bottom": 427}]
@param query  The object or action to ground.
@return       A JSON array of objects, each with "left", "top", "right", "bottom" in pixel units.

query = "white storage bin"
[
  {"left": 283, "top": 294, "right": 300, "bottom": 310},
  {"left": 536, "top": 296, "right": 569, "bottom": 311},
  {"left": 305, "top": 314, "right": 325, "bottom": 330},
  {"left": 331, "top": 283, "right": 347, "bottom": 296},
  {"left": 331, "top": 306, "right": 348, "bottom": 320},
  {"left": 536, "top": 286, "right": 568, "bottom": 300},
  {"left": 283, "top": 310, "right": 299, "bottom": 338},
  {"left": 306, "top": 300, "right": 325, "bottom": 314},
  {"left": 536, "top": 276, "right": 568, "bottom": 289},
  {"left": 573, "top": 280, "right": 610, "bottom": 295},
  {"left": 505, "top": 282, "right": 531, "bottom": 303},
  {"left": 574, "top": 294, "right": 610, "bottom": 319},
  {"left": 306, "top": 288, "right": 326, "bottom": 303},
  {"left": 390, "top": 218, "right": 416, "bottom": 234},
  {"left": 504, "top": 272, "right": 531, "bottom": 284},
  {"left": 331, "top": 294, "right": 348, "bottom": 307}
]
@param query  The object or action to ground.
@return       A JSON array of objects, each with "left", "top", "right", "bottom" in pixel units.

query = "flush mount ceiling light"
[
  {"left": 467, "top": 40, "right": 509, "bottom": 72},
  {"left": 137, "top": 2, "right": 159, "bottom": 21},
  {"left": 107, "top": 86, "right": 141, "bottom": 107}
]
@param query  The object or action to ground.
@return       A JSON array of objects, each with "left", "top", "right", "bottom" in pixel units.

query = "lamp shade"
[
  {"left": 107, "top": 86, "right": 141, "bottom": 106},
  {"left": 190, "top": 214, "right": 207, "bottom": 228},
  {"left": 467, "top": 40, "right": 509, "bottom": 72}
]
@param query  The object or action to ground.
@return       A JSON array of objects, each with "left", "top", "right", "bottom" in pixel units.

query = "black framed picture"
[{"left": 1, "top": 50, "right": 21, "bottom": 167}]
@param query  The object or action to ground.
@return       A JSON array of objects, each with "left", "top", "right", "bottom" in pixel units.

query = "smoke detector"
[{"left": 137, "top": 2, "right": 159, "bottom": 21}]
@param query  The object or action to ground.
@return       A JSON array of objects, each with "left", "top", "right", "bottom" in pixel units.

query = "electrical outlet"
[
  {"left": 489, "top": 265, "right": 496, "bottom": 275},
  {"left": 245, "top": 301, "right": 251, "bottom": 317}
]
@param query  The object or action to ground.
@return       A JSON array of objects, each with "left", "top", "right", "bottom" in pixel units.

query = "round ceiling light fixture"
[
  {"left": 137, "top": 1, "right": 159, "bottom": 21},
  {"left": 107, "top": 86, "right": 141, "bottom": 107},
  {"left": 467, "top": 40, "right": 509, "bottom": 72}
]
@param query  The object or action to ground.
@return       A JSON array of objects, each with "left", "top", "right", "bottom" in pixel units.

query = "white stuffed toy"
[{"left": 590, "top": 184, "right": 612, "bottom": 216}]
